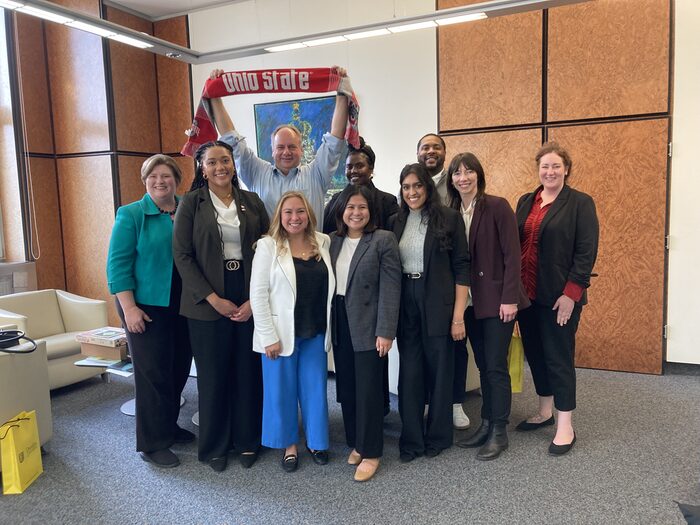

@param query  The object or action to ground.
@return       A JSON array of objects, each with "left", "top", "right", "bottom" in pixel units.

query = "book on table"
[
  {"left": 76, "top": 327, "right": 127, "bottom": 347},
  {"left": 74, "top": 357, "right": 133, "bottom": 377}
]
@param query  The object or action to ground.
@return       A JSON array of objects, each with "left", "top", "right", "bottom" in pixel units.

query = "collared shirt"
[
  {"left": 460, "top": 198, "right": 476, "bottom": 307},
  {"left": 221, "top": 130, "right": 345, "bottom": 229},
  {"left": 432, "top": 169, "right": 448, "bottom": 205}
]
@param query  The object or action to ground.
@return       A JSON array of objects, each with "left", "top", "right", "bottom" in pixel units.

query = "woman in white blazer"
[{"left": 250, "top": 191, "right": 335, "bottom": 473}]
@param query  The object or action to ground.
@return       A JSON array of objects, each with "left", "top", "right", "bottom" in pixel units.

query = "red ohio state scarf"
[{"left": 182, "top": 67, "right": 360, "bottom": 157}]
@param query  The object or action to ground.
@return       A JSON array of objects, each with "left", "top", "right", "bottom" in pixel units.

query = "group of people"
[{"left": 106, "top": 68, "right": 599, "bottom": 483}]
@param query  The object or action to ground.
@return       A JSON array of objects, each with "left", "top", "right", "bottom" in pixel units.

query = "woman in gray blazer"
[
  {"left": 173, "top": 140, "right": 269, "bottom": 472},
  {"left": 329, "top": 185, "right": 401, "bottom": 482}
]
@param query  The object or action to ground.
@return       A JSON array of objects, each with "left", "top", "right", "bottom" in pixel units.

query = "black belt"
[
  {"left": 225, "top": 260, "right": 242, "bottom": 271},
  {"left": 403, "top": 272, "right": 422, "bottom": 279}
]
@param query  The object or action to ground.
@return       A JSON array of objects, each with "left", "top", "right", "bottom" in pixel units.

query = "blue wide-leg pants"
[{"left": 261, "top": 334, "right": 329, "bottom": 450}]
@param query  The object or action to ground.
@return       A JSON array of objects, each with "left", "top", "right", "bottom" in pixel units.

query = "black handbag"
[{"left": 0, "top": 329, "right": 37, "bottom": 353}]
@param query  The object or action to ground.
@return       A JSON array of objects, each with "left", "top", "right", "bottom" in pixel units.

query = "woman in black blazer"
[
  {"left": 445, "top": 153, "right": 530, "bottom": 461},
  {"left": 322, "top": 137, "right": 399, "bottom": 234},
  {"left": 173, "top": 140, "right": 269, "bottom": 471},
  {"left": 390, "top": 163, "right": 470, "bottom": 462},
  {"left": 515, "top": 142, "right": 599, "bottom": 456},
  {"left": 329, "top": 185, "right": 401, "bottom": 482}
]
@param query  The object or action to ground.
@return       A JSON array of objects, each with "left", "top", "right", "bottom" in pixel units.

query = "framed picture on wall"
[{"left": 254, "top": 95, "right": 347, "bottom": 202}]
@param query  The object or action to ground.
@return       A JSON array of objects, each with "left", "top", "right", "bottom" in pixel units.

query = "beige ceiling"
[{"left": 106, "top": 0, "right": 242, "bottom": 20}]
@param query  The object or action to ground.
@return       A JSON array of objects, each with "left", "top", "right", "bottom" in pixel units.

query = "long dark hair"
[
  {"left": 399, "top": 163, "right": 450, "bottom": 251},
  {"left": 445, "top": 152, "right": 486, "bottom": 210},
  {"left": 190, "top": 141, "right": 240, "bottom": 191},
  {"left": 334, "top": 184, "right": 378, "bottom": 237}
]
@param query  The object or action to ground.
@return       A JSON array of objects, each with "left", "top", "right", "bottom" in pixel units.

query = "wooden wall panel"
[
  {"left": 45, "top": 0, "right": 109, "bottom": 154},
  {"left": 117, "top": 155, "right": 147, "bottom": 207},
  {"left": 154, "top": 16, "right": 192, "bottom": 154},
  {"left": 14, "top": 15, "right": 54, "bottom": 155},
  {"left": 105, "top": 7, "right": 160, "bottom": 154},
  {"left": 174, "top": 156, "right": 195, "bottom": 195},
  {"left": 443, "top": 129, "right": 542, "bottom": 209},
  {"left": 548, "top": 0, "right": 670, "bottom": 121},
  {"left": 56, "top": 156, "right": 114, "bottom": 311},
  {"left": 548, "top": 119, "right": 668, "bottom": 374},
  {"left": 438, "top": 6, "right": 541, "bottom": 130},
  {"left": 29, "top": 158, "right": 65, "bottom": 290}
]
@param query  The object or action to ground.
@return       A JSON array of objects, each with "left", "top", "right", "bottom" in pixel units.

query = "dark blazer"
[
  {"left": 329, "top": 229, "right": 402, "bottom": 352},
  {"left": 323, "top": 182, "right": 400, "bottom": 234},
  {"left": 468, "top": 195, "right": 530, "bottom": 319},
  {"left": 172, "top": 185, "right": 269, "bottom": 321},
  {"left": 389, "top": 206, "right": 470, "bottom": 337},
  {"left": 516, "top": 184, "right": 599, "bottom": 308}
]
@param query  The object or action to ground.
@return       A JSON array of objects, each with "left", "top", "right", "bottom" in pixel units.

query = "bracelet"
[{"left": 452, "top": 320, "right": 465, "bottom": 325}]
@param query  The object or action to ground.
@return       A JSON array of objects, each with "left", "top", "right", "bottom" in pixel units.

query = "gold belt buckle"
[{"left": 225, "top": 260, "right": 240, "bottom": 271}]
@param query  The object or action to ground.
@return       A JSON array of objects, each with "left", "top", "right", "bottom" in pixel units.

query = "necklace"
[{"left": 155, "top": 200, "right": 178, "bottom": 216}]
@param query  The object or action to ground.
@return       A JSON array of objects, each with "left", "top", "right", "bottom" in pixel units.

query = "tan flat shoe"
[
  {"left": 347, "top": 450, "right": 362, "bottom": 466},
  {"left": 354, "top": 459, "right": 379, "bottom": 482}
]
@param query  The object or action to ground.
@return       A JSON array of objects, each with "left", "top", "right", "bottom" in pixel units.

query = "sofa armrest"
[
  {"left": 0, "top": 310, "right": 28, "bottom": 333},
  {"left": 56, "top": 290, "right": 109, "bottom": 332}
]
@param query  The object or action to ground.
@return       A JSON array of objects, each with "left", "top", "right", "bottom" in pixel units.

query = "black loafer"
[
  {"left": 399, "top": 450, "right": 422, "bottom": 463},
  {"left": 239, "top": 451, "right": 258, "bottom": 469},
  {"left": 306, "top": 446, "right": 329, "bottom": 465},
  {"left": 174, "top": 427, "right": 196, "bottom": 444},
  {"left": 424, "top": 446, "right": 441, "bottom": 458},
  {"left": 515, "top": 415, "right": 555, "bottom": 431},
  {"left": 282, "top": 453, "right": 298, "bottom": 472},
  {"left": 209, "top": 456, "right": 228, "bottom": 472},
  {"left": 549, "top": 433, "right": 576, "bottom": 456},
  {"left": 140, "top": 449, "right": 180, "bottom": 468}
]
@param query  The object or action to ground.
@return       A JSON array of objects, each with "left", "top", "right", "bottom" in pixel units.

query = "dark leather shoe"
[
  {"left": 174, "top": 427, "right": 196, "bottom": 444},
  {"left": 282, "top": 453, "right": 298, "bottom": 472},
  {"left": 515, "top": 415, "right": 555, "bottom": 431},
  {"left": 424, "top": 446, "right": 441, "bottom": 458},
  {"left": 140, "top": 449, "right": 179, "bottom": 468},
  {"left": 209, "top": 456, "right": 228, "bottom": 472},
  {"left": 456, "top": 419, "right": 490, "bottom": 448},
  {"left": 399, "top": 451, "right": 416, "bottom": 463},
  {"left": 549, "top": 433, "right": 576, "bottom": 456},
  {"left": 306, "top": 446, "right": 329, "bottom": 465},
  {"left": 476, "top": 424, "right": 508, "bottom": 461},
  {"left": 239, "top": 452, "right": 258, "bottom": 469}
]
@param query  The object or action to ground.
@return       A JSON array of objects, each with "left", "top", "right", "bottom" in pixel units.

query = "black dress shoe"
[
  {"left": 515, "top": 415, "right": 555, "bottom": 431},
  {"left": 549, "top": 433, "right": 576, "bottom": 456},
  {"left": 306, "top": 446, "right": 329, "bottom": 465},
  {"left": 174, "top": 427, "right": 196, "bottom": 444},
  {"left": 424, "top": 446, "right": 442, "bottom": 458},
  {"left": 282, "top": 453, "right": 298, "bottom": 472},
  {"left": 239, "top": 452, "right": 258, "bottom": 469},
  {"left": 140, "top": 449, "right": 180, "bottom": 468},
  {"left": 209, "top": 456, "right": 228, "bottom": 472},
  {"left": 399, "top": 450, "right": 423, "bottom": 463},
  {"left": 456, "top": 419, "right": 490, "bottom": 448},
  {"left": 476, "top": 424, "right": 508, "bottom": 461}
]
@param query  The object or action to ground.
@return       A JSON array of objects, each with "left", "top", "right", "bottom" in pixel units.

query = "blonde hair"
[
  {"left": 140, "top": 154, "right": 182, "bottom": 185},
  {"left": 267, "top": 191, "right": 320, "bottom": 260}
]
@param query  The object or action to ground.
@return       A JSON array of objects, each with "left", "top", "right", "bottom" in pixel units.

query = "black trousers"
[
  {"left": 117, "top": 275, "right": 191, "bottom": 454},
  {"left": 187, "top": 268, "right": 262, "bottom": 461},
  {"left": 465, "top": 306, "right": 514, "bottom": 425},
  {"left": 332, "top": 296, "right": 385, "bottom": 458},
  {"left": 518, "top": 302, "right": 582, "bottom": 412},
  {"left": 452, "top": 338, "right": 468, "bottom": 404},
  {"left": 397, "top": 276, "right": 454, "bottom": 455}
]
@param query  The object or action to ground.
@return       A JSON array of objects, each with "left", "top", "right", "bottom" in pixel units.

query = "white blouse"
[
  {"left": 209, "top": 190, "right": 243, "bottom": 260},
  {"left": 335, "top": 236, "right": 361, "bottom": 296}
]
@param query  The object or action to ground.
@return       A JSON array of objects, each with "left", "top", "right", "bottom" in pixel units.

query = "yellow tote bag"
[
  {"left": 1, "top": 410, "right": 43, "bottom": 495},
  {"left": 508, "top": 324, "right": 525, "bottom": 394}
]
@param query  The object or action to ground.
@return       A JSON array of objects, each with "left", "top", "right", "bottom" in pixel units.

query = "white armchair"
[
  {"left": 0, "top": 326, "right": 52, "bottom": 467},
  {"left": 0, "top": 289, "right": 109, "bottom": 390}
]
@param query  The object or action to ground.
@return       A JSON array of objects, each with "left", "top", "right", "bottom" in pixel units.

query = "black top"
[{"left": 293, "top": 257, "right": 329, "bottom": 338}]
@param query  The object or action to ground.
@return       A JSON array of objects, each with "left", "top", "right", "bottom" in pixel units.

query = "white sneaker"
[{"left": 453, "top": 403, "right": 471, "bottom": 430}]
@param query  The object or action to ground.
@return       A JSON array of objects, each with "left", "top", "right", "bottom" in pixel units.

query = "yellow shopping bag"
[
  {"left": 508, "top": 324, "right": 525, "bottom": 394},
  {"left": 1, "top": 410, "right": 43, "bottom": 495}
]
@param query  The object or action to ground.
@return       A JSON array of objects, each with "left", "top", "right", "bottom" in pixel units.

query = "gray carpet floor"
[{"left": 1, "top": 364, "right": 698, "bottom": 524}]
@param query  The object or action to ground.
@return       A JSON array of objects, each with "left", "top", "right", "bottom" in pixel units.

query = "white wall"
[
  {"left": 667, "top": 0, "right": 700, "bottom": 365},
  {"left": 189, "top": 0, "right": 438, "bottom": 196}
]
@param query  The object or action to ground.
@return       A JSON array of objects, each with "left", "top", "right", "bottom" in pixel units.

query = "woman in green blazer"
[{"left": 106, "top": 154, "right": 193, "bottom": 469}]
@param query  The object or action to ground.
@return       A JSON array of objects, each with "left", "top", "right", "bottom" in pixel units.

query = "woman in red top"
[{"left": 515, "top": 142, "right": 599, "bottom": 456}]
